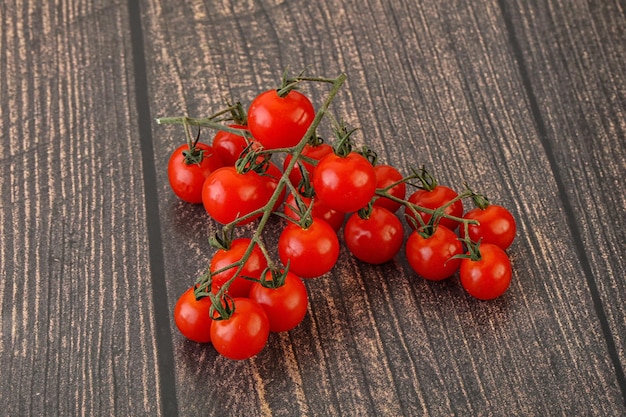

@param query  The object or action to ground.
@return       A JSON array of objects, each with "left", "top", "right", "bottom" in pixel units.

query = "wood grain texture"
[
  {"left": 142, "top": 0, "right": 626, "bottom": 416},
  {"left": 0, "top": 1, "right": 161, "bottom": 416},
  {"left": 504, "top": 0, "right": 626, "bottom": 377}
]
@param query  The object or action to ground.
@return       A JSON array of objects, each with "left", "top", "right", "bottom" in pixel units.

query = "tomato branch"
[
  {"left": 156, "top": 116, "right": 254, "bottom": 139},
  {"left": 374, "top": 189, "right": 477, "bottom": 226},
  {"left": 205, "top": 73, "right": 347, "bottom": 315}
]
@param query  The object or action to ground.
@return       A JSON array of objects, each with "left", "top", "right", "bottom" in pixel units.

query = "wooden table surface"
[{"left": 2, "top": 0, "right": 625, "bottom": 416}]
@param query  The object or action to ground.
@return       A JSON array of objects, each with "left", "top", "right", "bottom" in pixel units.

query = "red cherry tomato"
[
  {"left": 373, "top": 164, "right": 406, "bottom": 213},
  {"left": 212, "top": 125, "right": 254, "bottom": 166},
  {"left": 460, "top": 243, "right": 512, "bottom": 300},
  {"left": 247, "top": 89, "right": 315, "bottom": 149},
  {"left": 210, "top": 238, "right": 268, "bottom": 298},
  {"left": 202, "top": 166, "right": 272, "bottom": 225},
  {"left": 210, "top": 298, "right": 270, "bottom": 360},
  {"left": 262, "top": 162, "right": 286, "bottom": 212},
  {"left": 405, "top": 225, "right": 463, "bottom": 281},
  {"left": 460, "top": 204, "right": 517, "bottom": 250},
  {"left": 283, "top": 192, "right": 345, "bottom": 232},
  {"left": 173, "top": 286, "right": 213, "bottom": 343},
  {"left": 283, "top": 142, "right": 334, "bottom": 188},
  {"left": 312, "top": 152, "right": 377, "bottom": 213},
  {"left": 405, "top": 185, "right": 464, "bottom": 231},
  {"left": 249, "top": 270, "right": 308, "bottom": 332},
  {"left": 278, "top": 218, "right": 340, "bottom": 278},
  {"left": 167, "top": 142, "right": 224, "bottom": 204},
  {"left": 344, "top": 206, "right": 404, "bottom": 264}
]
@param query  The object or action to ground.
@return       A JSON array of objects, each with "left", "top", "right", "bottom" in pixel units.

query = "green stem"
[
  {"left": 157, "top": 117, "right": 253, "bottom": 139},
  {"left": 374, "top": 189, "right": 476, "bottom": 225},
  {"left": 277, "top": 75, "right": 340, "bottom": 97},
  {"left": 290, "top": 75, "right": 341, "bottom": 84},
  {"left": 251, "top": 238, "right": 276, "bottom": 270},
  {"left": 379, "top": 172, "right": 419, "bottom": 193},
  {"left": 205, "top": 104, "right": 242, "bottom": 122},
  {"left": 438, "top": 189, "right": 472, "bottom": 212}
]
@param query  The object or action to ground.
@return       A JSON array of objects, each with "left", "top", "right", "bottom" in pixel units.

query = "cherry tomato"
[
  {"left": 312, "top": 152, "right": 377, "bottom": 213},
  {"left": 247, "top": 89, "right": 315, "bottom": 149},
  {"left": 210, "top": 298, "right": 270, "bottom": 360},
  {"left": 262, "top": 162, "right": 286, "bottom": 212},
  {"left": 283, "top": 192, "right": 345, "bottom": 232},
  {"left": 202, "top": 166, "right": 272, "bottom": 225},
  {"left": 344, "top": 206, "right": 404, "bottom": 264},
  {"left": 373, "top": 164, "right": 406, "bottom": 213},
  {"left": 167, "top": 142, "right": 224, "bottom": 204},
  {"left": 405, "top": 185, "right": 464, "bottom": 231},
  {"left": 278, "top": 218, "right": 340, "bottom": 278},
  {"left": 460, "top": 243, "right": 512, "bottom": 300},
  {"left": 249, "top": 270, "right": 308, "bottom": 332},
  {"left": 283, "top": 142, "right": 333, "bottom": 188},
  {"left": 460, "top": 204, "right": 517, "bottom": 250},
  {"left": 405, "top": 225, "right": 463, "bottom": 281},
  {"left": 212, "top": 125, "right": 255, "bottom": 166},
  {"left": 173, "top": 286, "right": 213, "bottom": 343},
  {"left": 210, "top": 238, "right": 268, "bottom": 298}
]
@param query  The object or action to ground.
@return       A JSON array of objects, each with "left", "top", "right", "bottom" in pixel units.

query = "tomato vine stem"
[
  {"left": 157, "top": 116, "right": 253, "bottom": 139},
  {"left": 374, "top": 188, "right": 480, "bottom": 237}
]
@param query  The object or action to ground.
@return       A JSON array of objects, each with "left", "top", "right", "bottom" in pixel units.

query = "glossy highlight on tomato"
[{"left": 247, "top": 89, "right": 315, "bottom": 149}]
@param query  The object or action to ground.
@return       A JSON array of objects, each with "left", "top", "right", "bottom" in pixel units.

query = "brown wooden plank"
[
  {"left": 0, "top": 2, "right": 161, "bottom": 416},
  {"left": 141, "top": 0, "right": 626, "bottom": 415},
  {"left": 501, "top": 0, "right": 626, "bottom": 382}
]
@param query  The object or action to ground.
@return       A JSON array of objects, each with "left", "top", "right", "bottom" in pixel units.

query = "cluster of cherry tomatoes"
[{"left": 161, "top": 72, "right": 517, "bottom": 360}]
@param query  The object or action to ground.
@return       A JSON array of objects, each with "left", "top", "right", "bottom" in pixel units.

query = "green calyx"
[
  {"left": 464, "top": 182, "right": 490, "bottom": 210},
  {"left": 193, "top": 271, "right": 212, "bottom": 300},
  {"left": 276, "top": 68, "right": 306, "bottom": 98},
  {"left": 182, "top": 146, "right": 204, "bottom": 165},
  {"left": 308, "top": 134, "right": 326, "bottom": 147},
  {"left": 410, "top": 166, "right": 438, "bottom": 191},
  {"left": 209, "top": 228, "right": 235, "bottom": 251},
  {"left": 357, "top": 202, "right": 374, "bottom": 220},
  {"left": 209, "top": 293, "right": 236, "bottom": 321},
  {"left": 182, "top": 123, "right": 204, "bottom": 165},
  {"left": 258, "top": 266, "right": 289, "bottom": 289},
  {"left": 357, "top": 145, "right": 378, "bottom": 166},
  {"left": 331, "top": 119, "right": 359, "bottom": 157},
  {"left": 284, "top": 191, "right": 315, "bottom": 229},
  {"left": 234, "top": 146, "right": 270, "bottom": 175},
  {"left": 416, "top": 211, "right": 441, "bottom": 239}
]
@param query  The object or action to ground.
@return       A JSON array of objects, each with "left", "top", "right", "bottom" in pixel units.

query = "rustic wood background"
[{"left": 1, "top": 0, "right": 625, "bottom": 416}]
